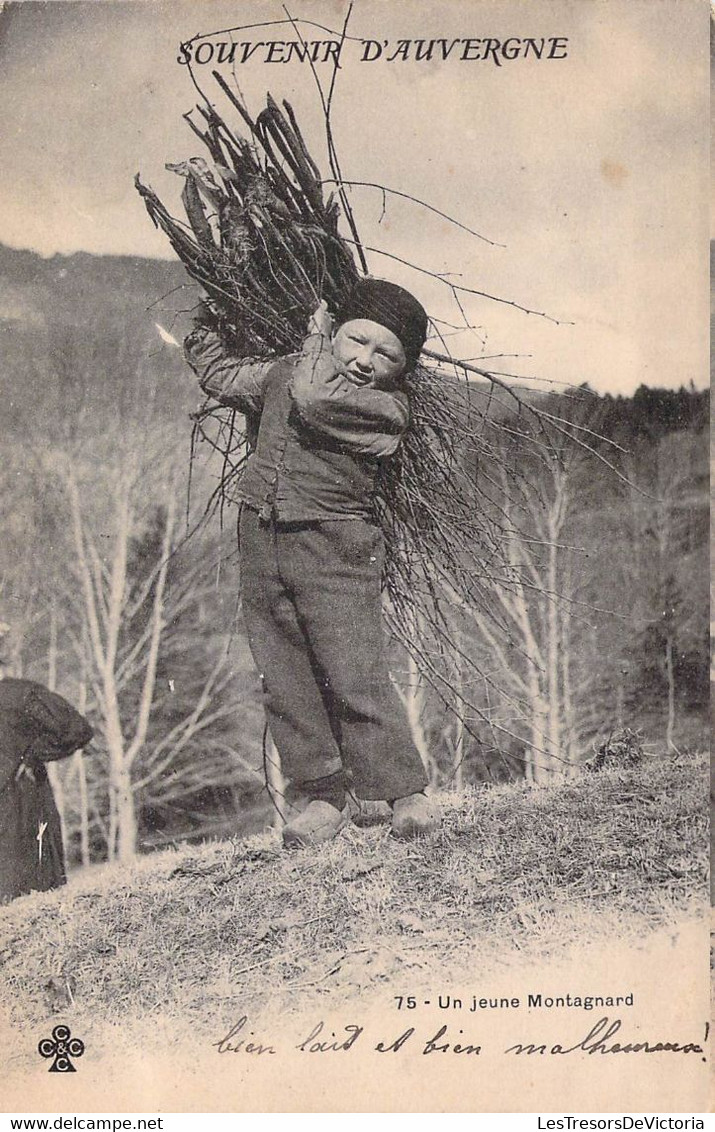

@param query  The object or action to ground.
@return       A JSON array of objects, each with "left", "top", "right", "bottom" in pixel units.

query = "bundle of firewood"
[{"left": 136, "top": 82, "right": 554, "bottom": 753}]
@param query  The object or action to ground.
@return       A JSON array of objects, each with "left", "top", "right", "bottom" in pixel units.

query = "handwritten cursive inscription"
[
  {"left": 212, "top": 1014, "right": 705, "bottom": 1060},
  {"left": 213, "top": 1016, "right": 276, "bottom": 1055},
  {"left": 505, "top": 1016, "right": 705, "bottom": 1057},
  {"left": 296, "top": 1020, "right": 364, "bottom": 1052}
]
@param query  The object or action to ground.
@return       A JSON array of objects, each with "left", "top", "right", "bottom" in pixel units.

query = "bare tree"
[
  {"left": 42, "top": 428, "right": 257, "bottom": 861},
  {"left": 58, "top": 442, "right": 177, "bottom": 859},
  {"left": 445, "top": 438, "right": 593, "bottom": 782}
]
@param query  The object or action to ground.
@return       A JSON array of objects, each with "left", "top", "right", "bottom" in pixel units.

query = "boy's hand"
[
  {"left": 193, "top": 297, "right": 221, "bottom": 331},
  {"left": 306, "top": 300, "right": 333, "bottom": 339}
]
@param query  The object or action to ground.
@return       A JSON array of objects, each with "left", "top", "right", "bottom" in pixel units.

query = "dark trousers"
[{"left": 239, "top": 507, "right": 428, "bottom": 801}]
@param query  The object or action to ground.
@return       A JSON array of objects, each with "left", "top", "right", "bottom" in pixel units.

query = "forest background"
[{"left": 0, "top": 241, "right": 708, "bottom": 867}]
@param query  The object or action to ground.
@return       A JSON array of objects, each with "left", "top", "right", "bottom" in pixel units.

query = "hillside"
[
  {"left": 0, "top": 242, "right": 194, "bottom": 433},
  {"left": 0, "top": 750, "right": 707, "bottom": 1067},
  {"left": 0, "top": 242, "right": 186, "bottom": 329}
]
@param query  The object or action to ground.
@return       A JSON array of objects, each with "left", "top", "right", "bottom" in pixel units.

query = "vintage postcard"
[{"left": 0, "top": 0, "right": 710, "bottom": 1115}]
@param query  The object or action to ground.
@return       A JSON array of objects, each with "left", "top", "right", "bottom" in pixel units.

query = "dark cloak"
[{"left": 0, "top": 678, "right": 93, "bottom": 904}]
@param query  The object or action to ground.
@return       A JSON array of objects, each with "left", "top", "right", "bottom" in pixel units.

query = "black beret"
[{"left": 335, "top": 278, "right": 428, "bottom": 369}]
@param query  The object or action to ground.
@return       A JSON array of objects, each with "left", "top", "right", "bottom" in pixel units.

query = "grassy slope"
[{"left": 0, "top": 751, "right": 707, "bottom": 1062}]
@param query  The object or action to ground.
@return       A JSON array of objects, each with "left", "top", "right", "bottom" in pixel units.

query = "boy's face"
[{"left": 331, "top": 318, "right": 407, "bottom": 386}]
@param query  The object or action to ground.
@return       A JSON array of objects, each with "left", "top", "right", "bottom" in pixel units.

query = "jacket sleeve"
[
  {"left": 289, "top": 335, "right": 410, "bottom": 459},
  {"left": 23, "top": 685, "right": 93, "bottom": 763},
  {"left": 183, "top": 324, "right": 275, "bottom": 415}
]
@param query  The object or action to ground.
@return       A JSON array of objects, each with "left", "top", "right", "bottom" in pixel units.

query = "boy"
[{"left": 184, "top": 277, "right": 437, "bottom": 846}]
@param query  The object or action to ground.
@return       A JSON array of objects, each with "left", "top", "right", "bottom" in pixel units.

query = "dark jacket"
[
  {"left": 0, "top": 679, "right": 93, "bottom": 903},
  {"left": 184, "top": 327, "right": 409, "bottom": 521}
]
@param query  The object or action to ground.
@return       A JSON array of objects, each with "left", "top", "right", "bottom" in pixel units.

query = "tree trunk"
[
  {"left": 402, "top": 646, "right": 434, "bottom": 779},
  {"left": 529, "top": 695, "right": 551, "bottom": 784},
  {"left": 45, "top": 605, "right": 68, "bottom": 859},
  {"left": 545, "top": 517, "right": 562, "bottom": 775},
  {"left": 615, "top": 682, "right": 624, "bottom": 729},
  {"left": 105, "top": 696, "right": 127, "bottom": 860},
  {"left": 107, "top": 790, "right": 118, "bottom": 862},
  {"left": 452, "top": 689, "right": 465, "bottom": 791},
  {"left": 114, "top": 758, "right": 137, "bottom": 862},
  {"left": 665, "top": 636, "right": 676, "bottom": 751},
  {"left": 76, "top": 675, "right": 90, "bottom": 866},
  {"left": 451, "top": 624, "right": 465, "bottom": 789},
  {"left": 390, "top": 606, "right": 436, "bottom": 783},
  {"left": 560, "top": 595, "right": 576, "bottom": 773},
  {"left": 523, "top": 749, "right": 536, "bottom": 785},
  {"left": 75, "top": 751, "right": 90, "bottom": 866}
]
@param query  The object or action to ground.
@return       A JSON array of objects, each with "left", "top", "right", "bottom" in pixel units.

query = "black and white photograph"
[{"left": 0, "top": 0, "right": 709, "bottom": 1114}]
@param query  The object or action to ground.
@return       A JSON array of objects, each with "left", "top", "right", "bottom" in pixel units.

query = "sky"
[{"left": 0, "top": 0, "right": 709, "bottom": 394}]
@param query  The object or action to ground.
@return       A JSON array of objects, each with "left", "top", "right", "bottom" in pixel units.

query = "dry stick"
[
  {"left": 431, "top": 313, "right": 488, "bottom": 332},
  {"left": 450, "top": 284, "right": 482, "bottom": 348},
  {"left": 458, "top": 359, "right": 591, "bottom": 396},
  {"left": 183, "top": 15, "right": 365, "bottom": 47},
  {"left": 423, "top": 343, "right": 581, "bottom": 462},
  {"left": 282, "top": 100, "right": 324, "bottom": 185},
  {"left": 196, "top": 113, "right": 256, "bottom": 192},
  {"left": 324, "top": 6, "right": 348, "bottom": 119},
  {"left": 425, "top": 325, "right": 556, "bottom": 472},
  {"left": 253, "top": 113, "right": 318, "bottom": 222},
  {"left": 257, "top": 125, "right": 316, "bottom": 222},
  {"left": 136, "top": 184, "right": 260, "bottom": 318},
  {"left": 528, "top": 406, "right": 627, "bottom": 452},
  {"left": 339, "top": 240, "right": 565, "bottom": 323},
  {"left": 183, "top": 111, "right": 213, "bottom": 150},
  {"left": 186, "top": 420, "right": 199, "bottom": 532},
  {"left": 385, "top": 609, "right": 563, "bottom": 773},
  {"left": 384, "top": 530, "right": 564, "bottom": 749},
  {"left": 385, "top": 492, "right": 513, "bottom": 632},
  {"left": 217, "top": 411, "right": 238, "bottom": 532},
  {"left": 188, "top": 113, "right": 228, "bottom": 172},
  {"left": 281, "top": 3, "right": 369, "bottom": 275},
  {"left": 188, "top": 418, "right": 247, "bottom": 529},
  {"left": 206, "top": 115, "right": 262, "bottom": 191},
  {"left": 481, "top": 390, "right": 625, "bottom": 480},
  {"left": 521, "top": 414, "right": 646, "bottom": 496},
  {"left": 470, "top": 361, "right": 600, "bottom": 395},
  {"left": 210, "top": 71, "right": 264, "bottom": 147},
  {"left": 144, "top": 282, "right": 195, "bottom": 313},
  {"left": 264, "top": 99, "right": 325, "bottom": 215},
  {"left": 182, "top": 51, "right": 222, "bottom": 121},
  {"left": 413, "top": 541, "right": 537, "bottom": 676},
  {"left": 320, "top": 4, "right": 368, "bottom": 273},
  {"left": 320, "top": 179, "right": 504, "bottom": 247}
]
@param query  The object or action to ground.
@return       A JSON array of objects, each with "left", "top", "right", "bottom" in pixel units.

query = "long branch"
[
  {"left": 319, "top": 179, "right": 503, "bottom": 247},
  {"left": 338, "top": 244, "right": 565, "bottom": 323}
]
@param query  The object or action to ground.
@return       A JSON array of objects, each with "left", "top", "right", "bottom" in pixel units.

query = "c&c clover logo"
[{"left": 38, "top": 1024, "right": 85, "bottom": 1072}]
